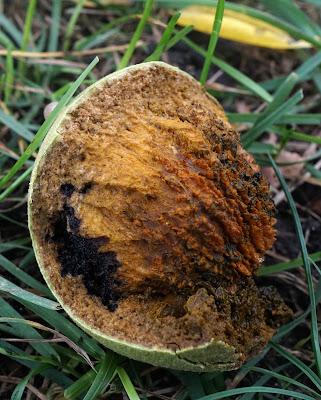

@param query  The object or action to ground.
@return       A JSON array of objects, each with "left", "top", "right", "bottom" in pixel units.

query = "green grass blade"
[
  {"left": 0, "top": 276, "right": 59, "bottom": 310},
  {"left": 0, "top": 298, "right": 59, "bottom": 359},
  {"left": 182, "top": 37, "right": 272, "bottom": 102},
  {"left": 0, "top": 317, "right": 94, "bottom": 371},
  {"left": 19, "top": 249, "right": 35, "bottom": 269},
  {"left": 64, "top": 369, "right": 96, "bottom": 400},
  {"left": 165, "top": 25, "right": 193, "bottom": 50},
  {"left": 241, "top": 72, "right": 298, "bottom": 141},
  {"left": 258, "top": 251, "right": 321, "bottom": 276},
  {"left": 312, "top": 69, "right": 321, "bottom": 96},
  {"left": 4, "top": 46, "right": 14, "bottom": 105},
  {"left": 19, "top": 300, "right": 104, "bottom": 359},
  {"left": 145, "top": 12, "right": 181, "bottom": 62},
  {"left": 306, "top": 163, "right": 321, "bottom": 179},
  {"left": 242, "top": 366, "right": 320, "bottom": 399},
  {"left": 268, "top": 153, "right": 321, "bottom": 377},
  {"left": 283, "top": 129, "right": 321, "bottom": 145},
  {"left": 239, "top": 364, "right": 289, "bottom": 400},
  {"left": 48, "top": 0, "right": 62, "bottom": 51},
  {"left": 11, "top": 365, "right": 50, "bottom": 400},
  {"left": 10, "top": 369, "right": 36, "bottom": 400},
  {"left": 77, "top": 28, "right": 118, "bottom": 50},
  {"left": 0, "top": 238, "right": 31, "bottom": 253},
  {"left": 63, "top": 0, "right": 86, "bottom": 51},
  {"left": 0, "top": 14, "right": 23, "bottom": 45},
  {"left": 0, "top": 57, "right": 99, "bottom": 190},
  {"left": 20, "top": 0, "right": 37, "bottom": 50},
  {"left": 0, "top": 165, "right": 33, "bottom": 202},
  {"left": 75, "top": 15, "right": 135, "bottom": 50},
  {"left": 196, "top": 386, "right": 315, "bottom": 400},
  {"left": 303, "top": 0, "right": 321, "bottom": 5},
  {"left": 117, "top": 366, "right": 140, "bottom": 400},
  {"left": 175, "top": 372, "right": 206, "bottom": 399},
  {"left": 0, "top": 340, "right": 72, "bottom": 387},
  {"left": 0, "top": 345, "right": 55, "bottom": 365},
  {"left": 260, "top": 76, "right": 286, "bottom": 91},
  {"left": 0, "top": 254, "right": 50, "bottom": 295},
  {"left": 200, "top": 0, "right": 225, "bottom": 85},
  {"left": 0, "top": 110, "right": 34, "bottom": 142},
  {"left": 83, "top": 354, "right": 118, "bottom": 400},
  {"left": 18, "top": 0, "right": 37, "bottom": 76},
  {"left": 0, "top": 340, "right": 39, "bottom": 364},
  {"left": 118, "top": 0, "right": 154, "bottom": 70},
  {"left": 242, "top": 90, "right": 303, "bottom": 148},
  {"left": 296, "top": 50, "right": 321, "bottom": 80},
  {"left": 311, "top": 259, "right": 321, "bottom": 278},
  {"left": 247, "top": 142, "right": 276, "bottom": 155},
  {"left": 228, "top": 113, "right": 321, "bottom": 125},
  {"left": 0, "top": 214, "right": 28, "bottom": 229},
  {"left": 263, "top": 73, "right": 298, "bottom": 114},
  {"left": 275, "top": 311, "right": 310, "bottom": 342},
  {"left": 0, "top": 31, "right": 14, "bottom": 47},
  {"left": 262, "top": 0, "right": 321, "bottom": 36},
  {"left": 35, "top": 25, "right": 47, "bottom": 52},
  {"left": 206, "top": 47, "right": 321, "bottom": 109},
  {"left": 270, "top": 342, "right": 321, "bottom": 392}
]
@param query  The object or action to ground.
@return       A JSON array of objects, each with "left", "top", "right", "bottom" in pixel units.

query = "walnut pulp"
[{"left": 29, "top": 62, "right": 292, "bottom": 372}]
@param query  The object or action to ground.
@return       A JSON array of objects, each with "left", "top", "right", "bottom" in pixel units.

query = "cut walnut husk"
[{"left": 28, "top": 62, "right": 291, "bottom": 372}]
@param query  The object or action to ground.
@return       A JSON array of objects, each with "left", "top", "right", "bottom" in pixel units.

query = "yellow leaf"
[{"left": 177, "top": 6, "right": 312, "bottom": 50}]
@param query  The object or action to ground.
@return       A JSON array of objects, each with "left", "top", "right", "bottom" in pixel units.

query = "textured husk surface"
[{"left": 28, "top": 62, "right": 291, "bottom": 372}]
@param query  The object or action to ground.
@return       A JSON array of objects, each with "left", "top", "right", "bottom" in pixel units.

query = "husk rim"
[{"left": 28, "top": 61, "right": 242, "bottom": 372}]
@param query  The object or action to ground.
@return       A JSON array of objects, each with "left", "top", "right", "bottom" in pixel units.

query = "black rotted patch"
[
  {"left": 60, "top": 183, "right": 75, "bottom": 198},
  {"left": 50, "top": 183, "right": 122, "bottom": 311},
  {"left": 80, "top": 182, "right": 93, "bottom": 194},
  {"left": 60, "top": 182, "right": 94, "bottom": 197},
  {"left": 62, "top": 204, "right": 80, "bottom": 232}
]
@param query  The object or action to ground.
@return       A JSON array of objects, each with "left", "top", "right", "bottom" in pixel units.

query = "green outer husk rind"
[{"left": 28, "top": 61, "right": 242, "bottom": 372}]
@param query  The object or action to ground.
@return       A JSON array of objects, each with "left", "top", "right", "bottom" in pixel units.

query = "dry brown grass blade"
[
  {"left": 0, "top": 375, "right": 47, "bottom": 400},
  {"left": 0, "top": 42, "right": 143, "bottom": 59},
  {"left": 0, "top": 318, "right": 95, "bottom": 370},
  {"left": 0, "top": 142, "right": 20, "bottom": 160}
]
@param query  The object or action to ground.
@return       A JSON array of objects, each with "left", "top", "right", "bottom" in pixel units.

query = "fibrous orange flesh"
[{"left": 29, "top": 62, "right": 291, "bottom": 370}]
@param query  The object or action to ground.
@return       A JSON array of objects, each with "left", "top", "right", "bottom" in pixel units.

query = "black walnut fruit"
[{"left": 28, "top": 62, "right": 291, "bottom": 371}]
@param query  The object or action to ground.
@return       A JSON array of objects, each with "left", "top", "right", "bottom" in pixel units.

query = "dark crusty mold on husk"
[{"left": 29, "top": 62, "right": 292, "bottom": 371}]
